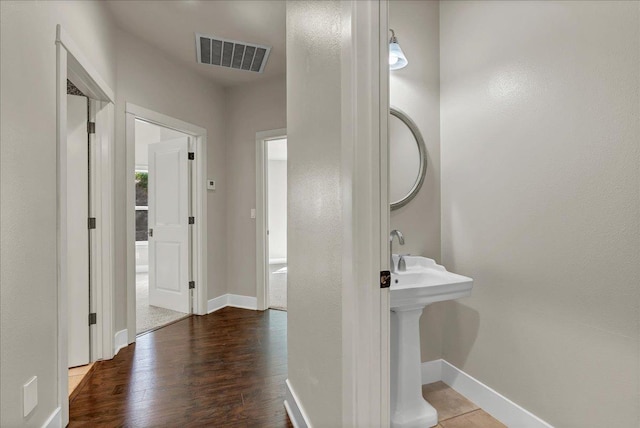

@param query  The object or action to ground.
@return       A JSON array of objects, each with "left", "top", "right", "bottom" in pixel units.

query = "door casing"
[
  {"left": 125, "top": 103, "right": 208, "bottom": 345},
  {"left": 255, "top": 128, "right": 287, "bottom": 311},
  {"left": 56, "top": 24, "right": 116, "bottom": 427}
]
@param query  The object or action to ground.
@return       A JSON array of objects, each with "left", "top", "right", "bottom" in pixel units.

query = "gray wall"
[
  {"left": 286, "top": 1, "right": 344, "bottom": 425},
  {"left": 389, "top": 0, "right": 443, "bottom": 363},
  {"left": 440, "top": 1, "right": 640, "bottom": 426},
  {"left": 225, "top": 77, "right": 286, "bottom": 298},
  {"left": 0, "top": 1, "right": 116, "bottom": 425},
  {"left": 114, "top": 28, "right": 228, "bottom": 330}
]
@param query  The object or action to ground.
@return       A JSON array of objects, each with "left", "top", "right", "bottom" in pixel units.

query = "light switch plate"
[
  {"left": 207, "top": 179, "right": 216, "bottom": 191},
  {"left": 251, "top": 208, "right": 256, "bottom": 219},
  {"left": 23, "top": 376, "right": 37, "bottom": 417}
]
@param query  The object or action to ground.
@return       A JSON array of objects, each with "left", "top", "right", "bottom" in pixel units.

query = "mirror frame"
[{"left": 390, "top": 106, "right": 427, "bottom": 210}]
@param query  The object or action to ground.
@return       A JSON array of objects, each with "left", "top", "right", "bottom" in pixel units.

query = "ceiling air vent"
[{"left": 196, "top": 33, "right": 271, "bottom": 73}]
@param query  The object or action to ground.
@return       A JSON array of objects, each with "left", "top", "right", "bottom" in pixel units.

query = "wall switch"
[
  {"left": 23, "top": 376, "right": 37, "bottom": 417},
  {"left": 207, "top": 179, "right": 216, "bottom": 191},
  {"left": 251, "top": 209, "right": 256, "bottom": 219}
]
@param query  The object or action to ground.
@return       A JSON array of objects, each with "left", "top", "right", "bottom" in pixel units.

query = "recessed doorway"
[
  {"left": 256, "top": 129, "right": 287, "bottom": 311},
  {"left": 266, "top": 138, "right": 287, "bottom": 310},
  {"left": 126, "top": 104, "right": 209, "bottom": 344},
  {"left": 134, "top": 119, "right": 192, "bottom": 334}
]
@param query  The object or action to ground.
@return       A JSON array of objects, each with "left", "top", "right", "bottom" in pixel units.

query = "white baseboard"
[
  {"left": 421, "top": 359, "right": 553, "bottom": 428},
  {"left": 207, "top": 294, "right": 229, "bottom": 313},
  {"left": 207, "top": 294, "right": 258, "bottom": 314},
  {"left": 41, "top": 406, "right": 61, "bottom": 428},
  {"left": 228, "top": 294, "right": 258, "bottom": 310},
  {"left": 284, "top": 379, "right": 311, "bottom": 428},
  {"left": 113, "top": 329, "right": 128, "bottom": 356},
  {"left": 421, "top": 359, "right": 443, "bottom": 385}
]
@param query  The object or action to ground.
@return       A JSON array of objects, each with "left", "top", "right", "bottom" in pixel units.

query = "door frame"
[
  {"left": 255, "top": 128, "right": 287, "bottom": 311},
  {"left": 340, "top": 0, "right": 391, "bottom": 425},
  {"left": 125, "top": 103, "right": 208, "bottom": 344},
  {"left": 56, "top": 24, "right": 116, "bottom": 426}
]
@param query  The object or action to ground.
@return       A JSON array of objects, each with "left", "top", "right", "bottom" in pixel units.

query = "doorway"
[
  {"left": 134, "top": 119, "right": 192, "bottom": 334},
  {"left": 266, "top": 138, "right": 287, "bottom": 310},
  {"left": 256, "top": 129, "right": 287, "bottom": 311},
  {"left": 126, "top": 104, "right": 209, "bottom": 344}
]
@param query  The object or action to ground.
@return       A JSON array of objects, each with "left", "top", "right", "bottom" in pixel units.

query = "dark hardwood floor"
[{"left": 69, "top": 307, "right": 292, "bottom": 427}]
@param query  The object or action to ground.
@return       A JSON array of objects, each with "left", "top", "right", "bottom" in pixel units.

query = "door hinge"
[
  {"left": 88, "top": 122, "right": 96, "bottom": 134},
  {"left": 88, "top": 217, "right": 96, "bottom": 229},
  {"left": 188, "top": 152, "right": 195, "bottom": 160},
  {"left": 89, "top": 313, "right": 97, "bottom": 325},
  {"left": 189, "top": 281, "right": 195, "bottom": 289},
  {"left": 380, "top": 270, "right": 391, "bottom": 289},
  {"left": 188, "top": 216, "right": 195, "bottom": 224}
]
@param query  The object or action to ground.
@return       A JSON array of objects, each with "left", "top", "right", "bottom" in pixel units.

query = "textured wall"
[
  {"left": 0, "top": 1, "right": 116, "bottom": 425},
  {"left": 389, "top": 0, "right": 443, "bottom": 363},
  {"left": 286, "top": 1, "right": 344, "bottom": 425},
  {"left": 225, "top": 77, "right": 286, "bottom": 297},
  {"left": 440, "top": 1, "right": 640, "bottom": 426}
]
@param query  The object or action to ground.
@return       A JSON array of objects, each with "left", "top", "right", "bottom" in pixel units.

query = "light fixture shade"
[{"left": 389, "top": 41, "right": 408, "bottom": 70}]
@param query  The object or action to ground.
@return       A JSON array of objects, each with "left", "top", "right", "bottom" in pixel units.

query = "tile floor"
[
  {"left": 422, "top": 381, "right": 506, "bottom": 427},
  {"left": 68, "top": 363, "right": 93, "bottom": 396}
]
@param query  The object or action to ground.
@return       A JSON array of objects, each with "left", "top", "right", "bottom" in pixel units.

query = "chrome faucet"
[{"left": 389, "top": 229, "right": 405, "bottom": 273}]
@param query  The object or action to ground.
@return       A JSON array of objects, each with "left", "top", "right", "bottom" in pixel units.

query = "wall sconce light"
[{"left": 389, "top": 29, "right": 408, "bottom": 70}]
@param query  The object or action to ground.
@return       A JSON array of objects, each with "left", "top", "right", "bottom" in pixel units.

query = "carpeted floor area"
[
  {"left": 269, "top": 263, "right": 287, "bottom": 311},
  {"left": 136, "top": 272, "right": 188, "bottom": 334}
]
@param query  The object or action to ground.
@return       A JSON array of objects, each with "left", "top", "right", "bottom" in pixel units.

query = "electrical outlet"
[{"left": 23, "top": 376, "right": 37, "bottom": 417}]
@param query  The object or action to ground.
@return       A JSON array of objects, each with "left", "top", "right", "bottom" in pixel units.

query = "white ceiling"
[{"left": 106, "top": 0, "right": 286, "bottom": 87}]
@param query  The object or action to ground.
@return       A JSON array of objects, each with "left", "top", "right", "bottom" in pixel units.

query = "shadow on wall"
[{"left": 441, "top": 301, "right": 480, "bottom": 367}]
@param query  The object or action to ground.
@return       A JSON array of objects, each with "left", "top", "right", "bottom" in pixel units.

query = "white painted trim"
[
  {"left": 125, "top": 103, "right": 206, "bottom": 135},
  {"left": 269, "top": 258, "right": 287, "bottom": 265},
  {"left": 207, "top": 294, "right": 259, "bottom": 313},
  {"left": 420, "top": 359, "right": 443, "bottom": 385},
  {"left": 228, "top": 294, "right": 258, "bottom": 310},
  {"left": 55, "top": 36, "right": 70, "bottom": 428},
  {"left": 114, "top": 329, "right": 128, "bottom": 356},
  {"left": 126, "top": 104, "right": 208, "bottom": 345},
  {"left": 41, "top": 406, "right": 62, "bottom": 428},
  {"left": 56, "top": 26, "right": 114, "bottom": 103},
  {"left": 284, "top": 379, "right": 312, "bottom": 428},
  {"left": 207, "top": 294, "right": 229, "bottom": 314},
  {"left": 421, "top": 360, "right": 554, "bottom": 428},
  {"left": 255, "top": 128, "right": 287, "bottom": 311},
  {"left": 340, "top": 1, "right": 390, "bottom": 426},
  {"left": 56, "top": 25, "right": 116, "bottom": 427}
]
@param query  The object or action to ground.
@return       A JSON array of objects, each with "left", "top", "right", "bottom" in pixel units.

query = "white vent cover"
[{"left": 195, "top": 33, "right": 271, "bottom": 73}]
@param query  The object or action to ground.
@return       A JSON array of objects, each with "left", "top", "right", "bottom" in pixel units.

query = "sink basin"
[
  {"left": 389, "top": 256, "right": 473, "bottom": 428},
  {"left": 390, "top": 255, "right": 472, "bottom": 309}
]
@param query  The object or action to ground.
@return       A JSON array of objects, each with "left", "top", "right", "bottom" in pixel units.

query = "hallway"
[{"left": 69, "top": 308, "right": 291, "bottom": 427}]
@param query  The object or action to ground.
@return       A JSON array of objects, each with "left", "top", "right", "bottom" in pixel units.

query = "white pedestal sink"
[{"left": 390, "top": 256, "right": 473, "bottom": 428}]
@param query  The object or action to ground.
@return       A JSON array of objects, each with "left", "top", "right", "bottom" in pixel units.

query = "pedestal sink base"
[
  {"left": 391, "top": 401, "right": 438, "bottom": 428},
  {"left": 390, "top": 307, "right": 439, "bottom": 428}
]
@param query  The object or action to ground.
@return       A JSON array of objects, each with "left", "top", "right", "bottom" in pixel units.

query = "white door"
[
  {"left": 148, "top": 137, "right": 190, "bottom": 313},
  {"left": 67, "top": 94, "right": 90, "bottom": 367}
]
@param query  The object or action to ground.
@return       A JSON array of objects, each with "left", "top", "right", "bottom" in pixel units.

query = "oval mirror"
[{"left": 389, "top": 107, "right": 427, "bottom": 210}]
